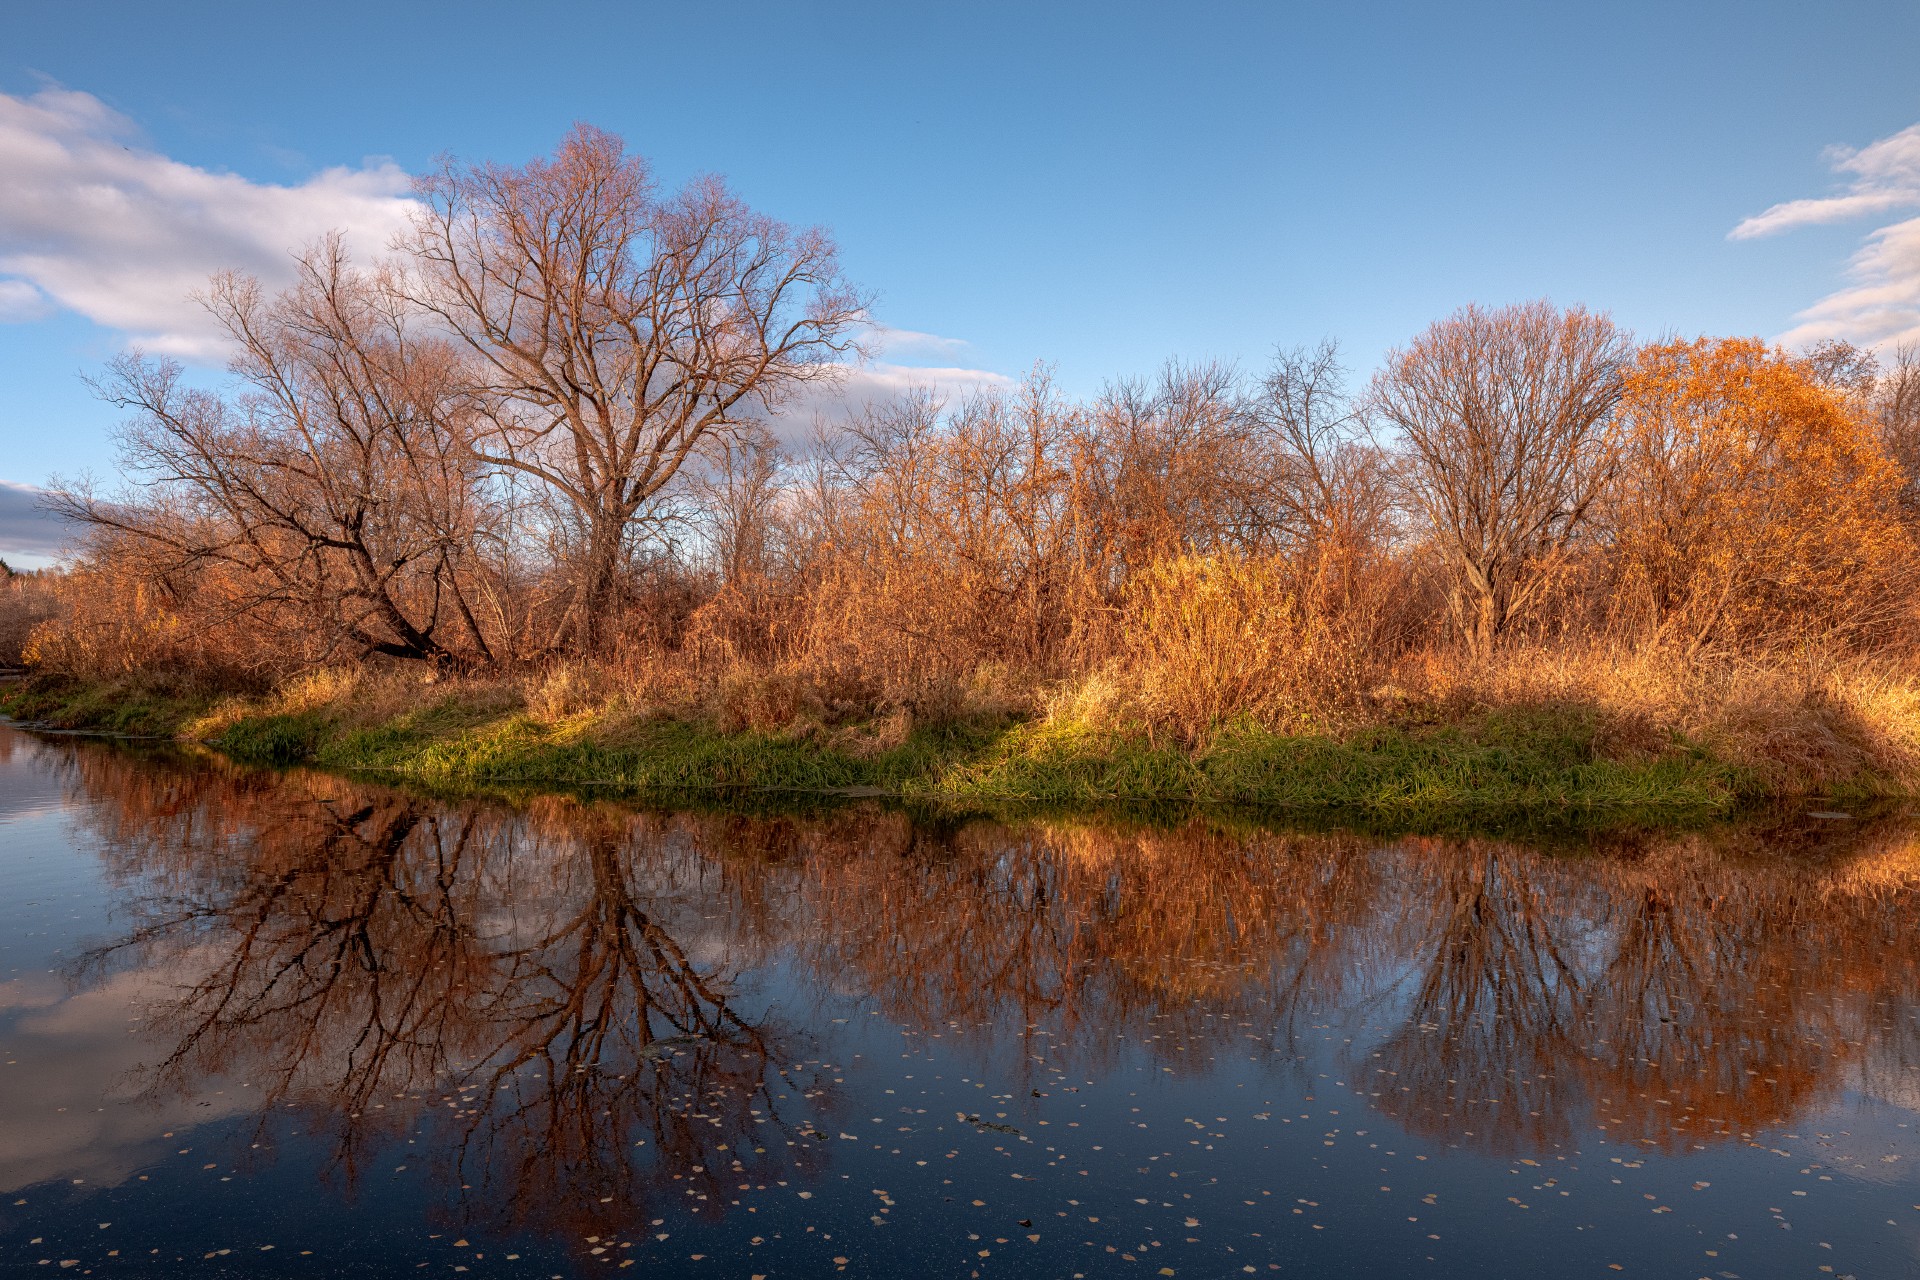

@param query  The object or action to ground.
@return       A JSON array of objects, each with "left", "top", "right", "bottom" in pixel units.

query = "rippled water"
[{"left": 2, "top": 725, "right": 1919, "bottom": 1278}]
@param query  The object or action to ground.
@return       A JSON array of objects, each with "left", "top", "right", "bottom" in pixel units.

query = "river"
[{"left": 1, "top": 723, "right": 1917, "bottom": 1277}]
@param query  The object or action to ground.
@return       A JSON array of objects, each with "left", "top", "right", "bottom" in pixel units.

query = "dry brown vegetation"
[
  {"left": 8, "top": 125, "right": 1920, "bottom": 795},
  {"left": 0, "top": 558, "right": 58, "bottom": 667}
]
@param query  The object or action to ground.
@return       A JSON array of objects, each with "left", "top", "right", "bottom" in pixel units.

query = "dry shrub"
[
  {"left": 0, "top": 569, "right": 60, "bottom": 666},
  {"left": 524, "top": 662, "right": 615, "bottom": 722},
  {"left": 703, "top": 657, "right": 1022, "bottom": 743},
  {"left": 1118, "top": 553, "right": 1312, "bottom": 739},
  {"left": 1713, "top": 663, "right": 1920, "bottom": 791},
  {"left": 275, "top": 666, "right": 369, "bottom": 715},
  {"left": 958, "top": 662, "right": 1041, "bottom": 724},
  {"left": 180, "top": 665, "right": 526, "bottom": 741},
  {"left": 1096, "top": 551, "right": 1421, "bottom": 742},
  {"left": 789, "top": 551, "right": 1108, "bottom": 720},
  {"left": 1042, "top": 669, "right": 1130, "bottom": 729},
  {"left": 21, "top": 558, "right": 275, "bottom": 686},
  {"left": 603, "top": 567, "right": 709, "bottom": 662},
  {"left": 282, "top": 666, "right": 489, "bottom": 730},
  {"left": 1826, "top": 665, "right": 1920, "bottom": 773},
  {"left": 711, "top": 664, "right": 825, "bottom": 735},
  {"left": 23, "top": 307, "right": 1920, "bottom": 804},
  {"left": 679, "top": 580, "right": 790, "bottom": 671},
  {"left": 775, "top": 375, "right": 1122, "bottom": 717},
  {"left": 789, "top": 565, "right": 963, "bottom": 713}
]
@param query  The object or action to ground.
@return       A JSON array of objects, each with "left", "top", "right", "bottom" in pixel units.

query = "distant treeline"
[{"left": 7, "top": 125, "right": 1920, "bottom": 764}]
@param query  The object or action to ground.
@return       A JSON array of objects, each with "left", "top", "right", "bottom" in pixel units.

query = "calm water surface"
[{"left": 2, "top": 724, "right": 1919, "bottom": 1278}]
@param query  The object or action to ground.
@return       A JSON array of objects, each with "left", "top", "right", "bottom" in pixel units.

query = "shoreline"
[{"left": 2, "top": 670, "right": 1857, "bottom": 833}]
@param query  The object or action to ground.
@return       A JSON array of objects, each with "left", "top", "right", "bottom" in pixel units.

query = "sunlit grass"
[{"left": 5, "top": 653, "right": 1901, "bottom": 830}]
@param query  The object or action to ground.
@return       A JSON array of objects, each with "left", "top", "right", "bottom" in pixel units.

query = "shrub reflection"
[{"left": 53, "top": 740, "right": 1920, "bottom": 1237}]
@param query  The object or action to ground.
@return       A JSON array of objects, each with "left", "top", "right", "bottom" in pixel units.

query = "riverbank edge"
[{"left": 2, "top": 670, "right": 1861, "bottom": 830}]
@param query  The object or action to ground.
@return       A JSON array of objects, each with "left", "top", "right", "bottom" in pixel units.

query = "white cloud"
[
  {"left": 0, "top": 962, "right": 253, "bottom": 1195},
  {"left": 0, "top": 85, "right": 1013, "bottom": 449},
  {"left": 1774, "top": 217, "right": 1920, "bottom": 349},
  {"left": 0, "top": 278, "right": 51, "bottom": 321},
  {"left": 769, "top": 360, "right": 1015, "bottom": 452},
  {"left": 1733, "top": 122, "right": 1920, "bottom": 348},
  {"left": 841, "top": 360, "right": 1014, "bottom": 398},
  {"left": 866, "top": 320, "right": 972, "bottom": 359},
  {"left": 0, "top": 86, "right": 418, "bottom": 360}
]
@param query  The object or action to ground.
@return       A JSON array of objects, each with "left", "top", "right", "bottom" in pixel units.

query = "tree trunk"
[{"left": 559, "top": 515, "right": 628, "bottom": 653}]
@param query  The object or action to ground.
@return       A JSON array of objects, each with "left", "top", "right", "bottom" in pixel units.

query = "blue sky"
[{"left": 4, "top": 1, "right": 1920, "bottom": 561}]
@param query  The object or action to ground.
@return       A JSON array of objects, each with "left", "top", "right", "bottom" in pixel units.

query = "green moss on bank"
[{"left": 1, "top": 671, "right": 1760, "bottom": 827}]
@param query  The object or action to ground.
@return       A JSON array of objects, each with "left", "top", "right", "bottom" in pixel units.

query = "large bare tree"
[
  {"left": 400, "top": 124, "right": 869, "bottom": 650},
  {"left": 1369, "top": 301, "right": 1630, "bottom": 651},
  {"left": 59, "top": 239, "right": 498, "bottom": 668}
]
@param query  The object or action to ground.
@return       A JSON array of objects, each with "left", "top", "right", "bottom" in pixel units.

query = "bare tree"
[
  {"left": 1078, "top": 361, "right": 1276, "bottom": 576},
  {"left": 57, "top": 240, "right": 497, "bottom": 668},
  {"left": 1801, "top": 337, "right": 1880, "bottom": 403},
  {"left": 400, "top": 124, "right": 869, "bottom": 651},
  {"left": 1875, "top": 343, "right": 1920, "bottom": 520},
  {"left": 1369, "top": 301, "right": 1630, "bottom": 651},
  {"left": 1254, "top": 340, "right": 1394, "bottom": 554},
  {"left": 691, "top": 426, "right": 788, "bottom": 588}
]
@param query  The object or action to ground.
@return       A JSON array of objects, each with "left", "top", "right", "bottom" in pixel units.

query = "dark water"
[{"left": 2, "top": 727, "right": 1919, "bottom": 1278}]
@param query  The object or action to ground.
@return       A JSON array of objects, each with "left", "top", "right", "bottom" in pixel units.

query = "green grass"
[
  {"left": 909, "top": 707, "right": 1752, "bottom": 821},
  {"left": 0, "top": 673, "right": 221, "bottom": 738},
  {"left": 214, "top": 711, "right": 328, "bottom": 765},
  {"left": 1, "top": 671, "right": 1758, "bottom": 830}
]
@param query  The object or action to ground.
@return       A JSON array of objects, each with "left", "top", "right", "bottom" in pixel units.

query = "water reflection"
[
  {"left": 34, "top": 737, "right": 1920, "bottom": 1234},
  {"left": 61, "top": 753, "right": 832, "bottom": 1240}
]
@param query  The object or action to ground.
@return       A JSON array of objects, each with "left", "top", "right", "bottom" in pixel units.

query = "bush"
[{"left": 1106, "top": 551, "right": 1422, "bottom": 743}]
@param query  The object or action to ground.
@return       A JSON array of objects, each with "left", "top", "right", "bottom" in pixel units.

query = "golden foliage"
[{"left": 1608, "top": 337, "right": 1916, "bottom": 648}]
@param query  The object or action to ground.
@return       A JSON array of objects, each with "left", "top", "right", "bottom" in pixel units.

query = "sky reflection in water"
[{"left": 2, "top": 725, "right": 1919, "bottom": 1277}]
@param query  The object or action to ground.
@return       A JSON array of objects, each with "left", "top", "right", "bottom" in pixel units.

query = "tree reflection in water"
[
  {"left": 47, "top": 739, "right": 1920, "bottom": 1242},
  {"left": 66, "top": 752, "right": 829, "bottom": 1244}
]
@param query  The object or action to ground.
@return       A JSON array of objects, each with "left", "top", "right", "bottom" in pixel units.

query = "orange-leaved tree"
[{"left": 1605, "top": 337, "right": 1914, "bottom": 650}]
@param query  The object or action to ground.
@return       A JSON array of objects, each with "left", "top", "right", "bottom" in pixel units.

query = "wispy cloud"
[
  {"left": 840, "top": 361, "right": 1013, "bottom": 397},
  {"left": 1732, "top": 122, "right": 1920, "bottom": 348},
  {"left": 1773, "top": 217, "right": 1920, "bottom": 349},
  {"left": 1731, "top": 125, "right": 1920, "bottom": 240},
  {"left": 864, "top": 319, "right": 973, "bottom": 360},
  {"left": 0, "top": 278, "right": 51, "bottom": 322},
  {"left": 0, "top": 85, "right": 418, "bottom": 360}
]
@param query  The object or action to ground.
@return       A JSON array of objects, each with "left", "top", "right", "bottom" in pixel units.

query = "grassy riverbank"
[{"left": 4, "top": 666, "right": 1868, "bottom": 826}]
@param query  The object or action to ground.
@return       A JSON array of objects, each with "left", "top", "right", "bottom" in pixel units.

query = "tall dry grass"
[{"left": 1081, "top": 549, "right": 1428, "bottom": 742}]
